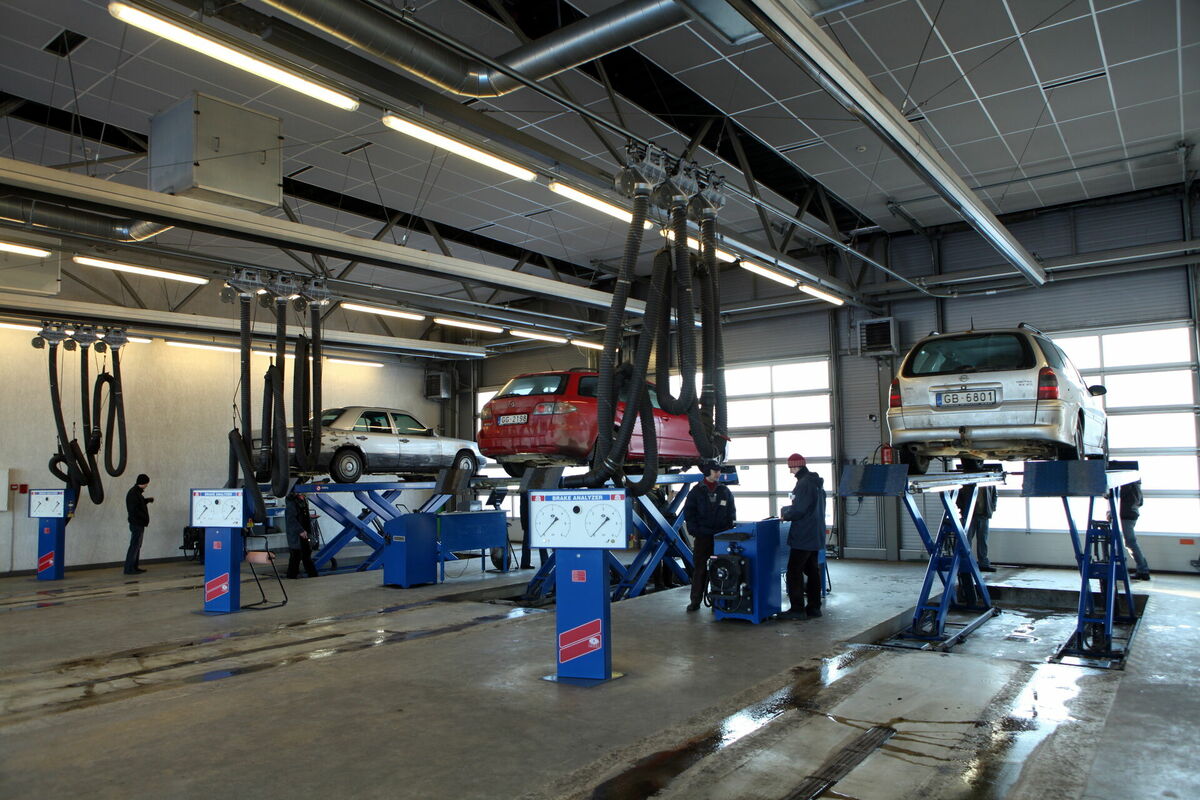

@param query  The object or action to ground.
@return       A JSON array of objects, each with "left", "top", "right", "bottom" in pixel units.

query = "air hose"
[
  {"left": 655, "top": 198, "right": 699, "bottom": 415},
  {"left": 100, "top": 345, "right": 128, "bottom": 476},
  {"left": 308, "top": 302, "right": 323, "bottom": 471},
  {"left": 270, "top": 297, "right": 290, "bottom": 497},
  {"left": 697, "top": 211, "right": 729, "bottom": 456},
  {"left": 239, "top": 295, "right": 253, "bottom": 455},
  {"left": 292, "top": 335, "right": 311, "bottom": 471},
  {"left": 228, "top": 428, "right": 267, "bottom": 523},
  {"left": 46, "top": 341, "right": 87, "bottom": 496},
  {"left": 76, "top": 343, "right": 104, "bottom": 504}
]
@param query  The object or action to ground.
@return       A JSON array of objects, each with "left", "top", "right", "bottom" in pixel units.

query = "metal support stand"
[
  {"left": 31, "top": 488, "right": 74, "bottom": 581},
  {"left": 1023, "top": 460, "right": 1142, "bottom": 667},
  {"left": 840, "top": 464, "right": 1002, "bottom": 649}
]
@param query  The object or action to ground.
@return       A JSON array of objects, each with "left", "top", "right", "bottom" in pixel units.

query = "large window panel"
[
  {"left": 724, "top": 365, "right": 772, "bottom": 396},
  {"left": 1108, "top": 412, "right": 1197, "bottom": 449},
  {"left": 773, "top": 429, "right": 832, "bottom": 459},
  {"left": 730, "top": 435, "right": 768, "bottom": 460},
  {"left": 1057, "top": 335, "right": 1101, "bottom": 370},
  {"left": 1102, "top": 328, "right": 1192, "bottom": 367},
  {"left": 773, "top": 394, "right": 831, "bottom": 424},
  {"left": 728, "top": 398, "right": 773, "bottom": 428},
  {"left": 991, "top": 496, "right": 1027, "bottom": 530},
  {"left": 773, "top": 360, "right": 829, "bottom": 391},
  {"left": 735, "top": 496, "right": 772, "bottom": 522},
  {"left": 1128, "top": 455, "right": 1200, "bottom": 491},
  {"left": 1135, "top": 497, "right": 1200, "bottom": 534},
  {"left": 774, "top": 463, "right": 835, "bottom": 494},
  {"left": 734, "top": 465, "right": 771, "bottom": 492},
  {"left": 1100, "top": 370, "right": 1194, "bottom": 407}
]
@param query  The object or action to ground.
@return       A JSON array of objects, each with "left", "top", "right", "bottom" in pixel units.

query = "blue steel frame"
[{"left": 1022, "top": 461, "right": 1140, "bottom": 663}]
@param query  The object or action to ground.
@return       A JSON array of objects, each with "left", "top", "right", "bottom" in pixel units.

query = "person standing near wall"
[
  {"left": 1120, "top": 480, "right": 1150, "bottom": 580},
  {"left": 285, "top": 486, "right": 320, "bottom": 579},
  {"left": 683, "top": 461, "right": 736, "bottom": 612},
  {"left": 124, "top": 474, "right": 153, "bottom": 575},
  {"left": 956, "top": 484, "right": 998, "bottom": 572},
  {"left": 779, "top": 453, "right": 826, "bottom": 620}
]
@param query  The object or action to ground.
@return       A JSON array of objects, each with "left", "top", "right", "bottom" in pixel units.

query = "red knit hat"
[{"left": 787, "top": 453, "right": 806, "bottom": 469}]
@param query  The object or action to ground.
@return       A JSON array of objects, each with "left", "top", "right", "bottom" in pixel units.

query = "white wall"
[{"left": 0, "top": 329, "right": 438, "bottom": 572}]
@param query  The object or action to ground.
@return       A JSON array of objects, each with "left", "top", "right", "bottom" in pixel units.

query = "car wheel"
[
  {"left": 453, "top": 450, "right": 479, "bottom": 474},
  {"left": 330, "top": 448, "right": 364, "bottom": 483},
  {"left": 899, "top": 445, "right": 930, "bottom": 475},
  {"left": 502, "top": 463, "right": 526, "bottom": 478},
  {"left": 960, "top": 457, "right": 985, "bottom": 472}
]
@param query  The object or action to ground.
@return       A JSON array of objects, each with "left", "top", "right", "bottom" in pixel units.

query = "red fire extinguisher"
[{"left": 880, "top": 444, "right": 895, "bottom": 464}]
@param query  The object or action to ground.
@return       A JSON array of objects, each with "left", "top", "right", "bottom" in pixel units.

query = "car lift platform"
[
  {"left": 1022, "top": 460, "right": 1142, "bottom": 668},
  {"left": 839, "top": 464, "right": 1003, "bottom": 651}
]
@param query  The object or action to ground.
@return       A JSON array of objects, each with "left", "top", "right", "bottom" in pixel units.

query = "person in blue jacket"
[
  {"left": 779, "top": 453, "right": 825, "bottom": 619},
  {"left": 683, "top": 460, "right": 736, "bottom": 612}
]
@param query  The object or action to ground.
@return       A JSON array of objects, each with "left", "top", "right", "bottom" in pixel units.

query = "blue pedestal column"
[
  {"left": 203, "top": 527, "right": 242, "bottom": 613},
  {"left": 36, "top": 518, "right": 68, "bottom": 581},
  {"left": 551, "top": 548, "right": 614, "bottom": 685}
]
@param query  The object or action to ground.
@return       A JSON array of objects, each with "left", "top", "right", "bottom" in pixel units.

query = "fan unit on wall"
[
  {"left": 424, "top": 371, "right": 451, "bottom": 400},
  {"left": 856, "top": 318, "right": 898, "bottom": 356}
]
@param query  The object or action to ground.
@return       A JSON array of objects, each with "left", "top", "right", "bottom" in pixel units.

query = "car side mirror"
[{"left": 1088, "top": 385, "right": 1107, "bottom": 397}]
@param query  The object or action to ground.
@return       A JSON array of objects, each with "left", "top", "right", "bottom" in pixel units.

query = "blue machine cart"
[
  {"left": 710, "top": 519, "right": 787, "bottom": 624},
  {"left": 437, "top": 510, "right": 508, "bottom": 580},
  {"left": 1022, "top": 460, "right": 1141, "bottom": 667},
  {"left": 382, "top": 514, "right": 438, "bottom": 588},
  {"left": 840, "top": 464, "right": 1001, "bottom": 650},
  {"left": 193, "top": 488, "right": 247, "bottom": 614},
  {"left": 30, "top": 488, "right": 74, "bottom": 581}
]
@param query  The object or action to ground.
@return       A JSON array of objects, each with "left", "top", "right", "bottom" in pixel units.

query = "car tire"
[
  {"left": 899, "top": 446, "right": 930, "bottom": 475},
  {"left": 960, "top": 457, "right": 985, "bottom": 472},
  {"left": 453, "top": 450, "right": 479, "bottom": 474},
  {"left": 330, "top": 448, "right": 364, "bottom": 483},
  {"left": 502, "top": 463, "right": 526, "bottom": 478}
]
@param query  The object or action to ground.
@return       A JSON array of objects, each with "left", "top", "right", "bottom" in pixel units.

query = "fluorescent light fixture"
[
  {"left": 0, "top": 321, "right": 42, "bottom": 332},
  {"left": 341, "top": 302, "right": 425, "bottom": 321},
  {"left": 573, "top": 339, "right": 605, "bottom": 350},
  {"left": 167, "top": 341, "right": 239, "bottom": 354},
  {"left": 382, "top": 114, "right": 536, "bottom": 181},
  {"left": 798, "top": 283, "right": 845, "bottom": 306},
  {"left": 108, "top": 2, "right": 359, "bottom": 111},
  {"left": 73, "top": 255, "right": 210, "bottom": 285},
  {"left": 659, "top": 230, "right": 736, "bottom": 262},
  {"left": 126, "top": 336, "right": 153, "bottom": 344},
  {"left": 433, "top": 317, "right": 504, "bottom": 334},
  {"left": 548, "top": 181, "right": 653, "bottom": 229},
  {"left": 0, "top": 241, "right": 52, "bottom": 258},
  {"left": 739, "top": 260, "right": 797, "bottom": 287},
  {"left": 327, "top": 357, "right": 383, "bottom": 368},
  {"left": 251, "top": 350, "right": 296, "bottom": 359},
  {"left": 511, "top": 328, "right": 569, "bottom": 344}
]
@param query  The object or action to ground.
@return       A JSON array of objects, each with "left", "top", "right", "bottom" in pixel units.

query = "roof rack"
[{"left": 1017, "top": 322, "right": 1046, "bottom": 335}]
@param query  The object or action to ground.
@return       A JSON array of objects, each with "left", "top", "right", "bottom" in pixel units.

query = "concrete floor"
[{"left": 1, "top": 555, "right": 1197, "bottom": 799}]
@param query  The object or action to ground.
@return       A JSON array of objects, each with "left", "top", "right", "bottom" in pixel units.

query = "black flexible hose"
[
  {"left": 308, "top": 302, "right": 323, "bottom": 471},
  {"left": 239, "top": 295, "right": 253, "bottom": 454},
  {"left": 105, "top": 347, "right": 128, "bottom": 476},
  {"left": 228, "top": 428, "right": 266, "bottom": 524},
  {"left": 47, "top": 342, "right": 87, "bottom": 491},
  {"left": 258, "top": 367, "right": 274, "bottom": 479},
  {"left": 77, "top": 346, "right": 103, "bottom": 504},
  {"left": 271, "top": 299, "right": 290, "bottom": 497},
  {"left": 293, "top": 335, "right": 311, "bottom": 471},
  {"left": 699, "top": 213, "right": 729, "bottom": 451},
  {"left": 655, "top": 201, "right": 699, "bottom": 415},
  {"left": 625, "top": 384, "right": 658, "bottom": 497}
]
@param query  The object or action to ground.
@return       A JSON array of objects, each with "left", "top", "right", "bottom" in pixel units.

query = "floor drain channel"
[{"left": 785, "top": 725, "right": 897, "bottom": 800}]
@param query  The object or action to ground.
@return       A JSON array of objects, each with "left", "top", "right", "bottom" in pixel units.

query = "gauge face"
[
  {"left": 191, "top": 491, "right": 244, "bottom": 527},
  {"left": 29, "top": 491, "right": 66, "bottom": 519},
  {"left": 584, "top": 506, "right": 614, "bottom": 538},
  {"left": 533, "top": 504, "right": 569, "bottom": 542}
]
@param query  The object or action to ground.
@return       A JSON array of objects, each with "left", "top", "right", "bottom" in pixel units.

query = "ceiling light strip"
[
  {"left": 510, "top": 328, "right": 569, "bottom": 344},
  {"left": 382, "top": 114, "right": 535, "bottom": 181},
  {"left": 108, "top": 1, "right": 359, "bottom": 110},
  {"left": 0, "top": 241, "right": 52, "bottom": 258},
  {"left": 572, "top": 339, "right": 605, "bottom": 350},
  {"left": 341, "top": 301, "right": 426, "bottom": 321},
  {"left": 433, "top": 317, "right": 505, "bottom": 334},
  {"left": 73, "top": 255, "right": 210, "bottom": 285},
  {"left": 548, "top": 181, "right": 653, "bottom": 229},
  {"left": 798, "top": 283, "right": 845, "bottom": 306}
]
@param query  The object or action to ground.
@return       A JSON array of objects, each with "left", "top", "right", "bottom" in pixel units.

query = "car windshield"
[
  {"left": 496, "top": 374, "right": 568, "bottom": 398},
  {"left": 904, "top": 333, "right": 1035, "bottom": 376}
]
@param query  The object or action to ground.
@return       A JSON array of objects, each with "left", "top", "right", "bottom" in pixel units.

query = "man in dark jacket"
[
  {"left": 124, "top": 473, "right": 153, "bottom": 575},
  {"left": 955, "top": 484, "right": 998, "bottom": 572},
  {"left": 779, "top": 453, "right": 826, "bottom": 619},
  {"left": 683, "top": 461, "right": 736, "bottom": 612},
  {"left": 1120, "top": 480, "right": 1150, "bottom": 580},
  {"left": 285, "top": 488, "right": 320, "bottom": 579}
]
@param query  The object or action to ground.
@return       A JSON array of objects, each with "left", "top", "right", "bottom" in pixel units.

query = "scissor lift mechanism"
[{"left": 839, "top": 464, "right": 1002, "bottom": 650}]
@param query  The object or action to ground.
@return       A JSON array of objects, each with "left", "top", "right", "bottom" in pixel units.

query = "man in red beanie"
[{"left": 779, "top": 453, "right": 825, "bottom": 619}]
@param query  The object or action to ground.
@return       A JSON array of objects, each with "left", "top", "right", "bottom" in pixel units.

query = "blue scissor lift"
[
  {"left": 1022, "top": 460, "right": 1142, "bottom": 667},
  {"left": 839, "top": 464, "right": 1002, "bottom": 650},
  {"left": 523, "top": 472, "right": 739, "bottom": 602}
]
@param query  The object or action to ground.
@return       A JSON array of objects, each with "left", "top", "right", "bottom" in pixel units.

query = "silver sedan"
[{"left": 318, "top": 406, "right": 485, "bottom": 483}]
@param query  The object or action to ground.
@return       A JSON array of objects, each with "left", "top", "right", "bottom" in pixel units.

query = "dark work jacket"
[
  {"left": 956, "top": 485, "right": 998, "bottom": 520},
  {"left": 284, "top": 494, "right": 313, "bottom": 549},
  {"left": 683, "top": 480, "right": 736, "bottom": 538},
  {"left": 126, "top": 485, "right": 151, "bottom": 526},
  {"left": 1119, "top": 481, "right": 1143, "bottom": 520},
  {"left": 781, "top": 468, "right": 825, "bottom": 550}
]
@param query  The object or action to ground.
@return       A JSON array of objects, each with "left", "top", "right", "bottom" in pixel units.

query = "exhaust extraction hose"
[
  {"left": 270, "top": 298, "right": 290, "bottom": 497},
  {"left": 308, "top": 302, "right": 323, "bottom": 471},
  {"left": 292, "top": 335, "right": 311, "bottom": 472}
]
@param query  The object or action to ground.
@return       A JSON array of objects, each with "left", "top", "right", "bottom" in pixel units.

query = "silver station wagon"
[
  {"left": 887, "top": 326, "right": 1107, "bottom": 473},
  {"left": 318, "top": 406, "right": 485, "bottom": 483}
]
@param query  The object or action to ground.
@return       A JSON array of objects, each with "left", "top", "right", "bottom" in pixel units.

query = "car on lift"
[
  {"left": 318, "top": 406, "right": 484, "bottom": 483},
  {"left": 477, "top": 368, "right": 701, "bottom": 477},
  {"left": 887, "top": 325, "right": 1107, "bottom": 473}
]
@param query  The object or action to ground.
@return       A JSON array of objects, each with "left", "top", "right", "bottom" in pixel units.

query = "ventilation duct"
[
  {"left": 261, "top": 0, "right": 690, "bottom": 97},
  {"left": 0, "top": 197, "right": 171, "bottom": 242}
]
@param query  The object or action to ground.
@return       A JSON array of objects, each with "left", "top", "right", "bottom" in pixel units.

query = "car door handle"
[
  {"left": 398, "top": 438, "right": 409, "bottom": 443},
  {"left": 356, "top": 435, "right": 368, "bottom": 440}
]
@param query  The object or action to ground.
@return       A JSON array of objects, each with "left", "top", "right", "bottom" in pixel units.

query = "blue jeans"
[
  {"left": 124, "top": 524, "right": 144, "bottom": 573},
  {"left": 1121, "top": 517, "right": 1150, "bottom": 574}
]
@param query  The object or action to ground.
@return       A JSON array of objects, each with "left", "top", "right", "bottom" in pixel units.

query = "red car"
[{"left": 478, "top": 368, "right": 700, "bottom": 476}]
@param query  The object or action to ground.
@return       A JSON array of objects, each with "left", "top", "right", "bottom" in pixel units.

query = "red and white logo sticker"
[
  {"left": 212, "top": 540, "right": 222, "bottom": 550},
  {"left": 205, "top": 572, "right": 231, "bottom": 603},
  {"left": 37, "top": 551, "right": 55, "bottom": 572},
  {"left": 571, "top": 569, "right": 587, "bottom": 583},
  {"left": 558, "top": 618, "right": 603, "bottom": 663}
]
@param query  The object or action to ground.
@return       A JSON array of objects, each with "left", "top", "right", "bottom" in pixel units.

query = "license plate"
[
  {"left": 936, "top": 390, "right": 997, "bottom": 407},
  {"left": 498, "top": 414, "right": 528, "bottom": 425}
]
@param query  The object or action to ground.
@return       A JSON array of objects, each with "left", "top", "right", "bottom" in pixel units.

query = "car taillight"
[
  {"left": 480, "top": 406, "right": 492, "bottom": 422},
  {"left": 1038, "top": 367, "right": 1059, "bottom": 400},
  {"left": 889, "top": 378, "right": 901, "bottom": 409},
  {"left": 533, "top": 401, "right": 578, "bottom": 415}
]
